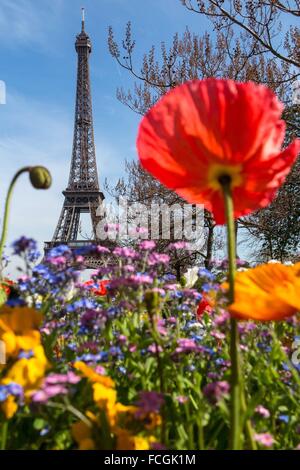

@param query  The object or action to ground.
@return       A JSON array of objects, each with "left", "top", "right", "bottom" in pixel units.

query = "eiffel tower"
[{"left": 45, "top": 9, "right": 105, "bottom": 268}]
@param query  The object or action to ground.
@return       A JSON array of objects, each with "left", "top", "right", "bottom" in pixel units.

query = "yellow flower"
[
  {"left": 145, "top": 412, "right": 162, "bottom": 430},
  {"left": 115, "top": 429, "right": 136, "bottom": 450},
  {"left": 133, "top": 435, "right": 154, "bottom": 450},
  {"left": 229, "top": 262, "right": 300, "bottom": 321},
  {"left": 0, "top": 306, "right": 42, "bottom": 357},
  {"left": 116, "top": 429, "right": 154, "bottom": 450},
  {"left": 71, "top": 419, "right": 95, "bottom": 450},
  {"left": 1, "top": 395, "right": 18, "bottom": 419},
  {"left": 93, "top": 382, "right": 117, "bottom": 410},
  {"left": 109, "top": 402, "right": 138, "bottom": 429},
  {"left": 5, "top": 345, "right": 49, "bottom": 394},
  {"left": 73, "top": 361, "right": 115, "bottom": 388}
]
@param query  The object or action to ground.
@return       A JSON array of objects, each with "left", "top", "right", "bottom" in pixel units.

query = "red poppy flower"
[
  {"left": 84, "top": 280, "right": 110, "bottom": 296},
  {"left": 137, "top": 79, "right": 299, "bottom": 224},
  {"left": 0, "top": 279, "right": 13, "bottom": 296},
  {"left": 196, "top": 296, "right": 212, "bottom": 319},
  {"left": 93, "top": 280, "right": 110, "bottom": 296}
]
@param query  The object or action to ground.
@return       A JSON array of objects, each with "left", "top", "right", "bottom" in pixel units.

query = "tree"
[
  {"left": 104, "top": 160, "right": 219, "bottom": 279},
  {"left": 108, "top": 23, "right": 294, "bottom": 113},
  {"left": 107, "top": 7, "right": 299, "bottom": 266},
  {"left": 240, "top": 105, "right": 300, "bottom": 262},
  {"left": 181, "top": 1, "right": 300, "bottom": 69}
]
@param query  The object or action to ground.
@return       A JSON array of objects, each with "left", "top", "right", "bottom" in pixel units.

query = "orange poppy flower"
[
  {"left": 228, "top": 262, "right": 300, "bottom": 321},
  {"left": 137, "top": 79, "right": 299, "bottom": 224}
]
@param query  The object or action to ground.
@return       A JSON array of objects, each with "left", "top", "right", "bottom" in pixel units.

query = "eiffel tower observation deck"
[{"left": 45, "top": 9, "right": 106, "bottom": 267}]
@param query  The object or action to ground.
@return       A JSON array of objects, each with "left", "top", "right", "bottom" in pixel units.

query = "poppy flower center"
[{"left": 207, "top": 163, "right": 243, "bottom": 191}]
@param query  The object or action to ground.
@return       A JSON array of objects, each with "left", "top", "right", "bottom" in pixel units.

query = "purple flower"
[
  {"left": 7, "top": 383, "right": 23, "bottom": 397},
  {"left": 32, "top": 385, "right": 68, "bottom": 404},
  {"left": 122, "top": 265, "right": 135, "bottom": 273},
  {"left": 80, "top": 309, "right": 107, "bottom": 328},
  {"left": 203, "top": 381, "right": 230, "bottom": 404},
  {"left": 18, "top": 350, "right": 34, "bottom": 359},
  {"left": 182, "top": 288, "right": 202, "bottom": 300},
  {"left": 95, "top": 245, "right": 111, "bottom": 254},
  {"left": 148, "top": 343, "right": 163, "bottom": 354},
  {"left": 135, "top": 391, "right": 164, "bottom": 416},
  {"left": 254, "top": 433, "right": 274, "bottom": 447},
  {"left": 108, "top": 274, "right": 153, "bottom": 290},
  {"left": 127, "top": 274, "right": 154, "bottom": 286},
  {"left": 148, "top": 253, "right": 170, "bottom": 266},
  {"left": 32, "top": 372, "right": 80, "bottom": 404},
  {"left": 67, "top": 298, "right": 96, "bottom": 312},
  {"left": 0, "top": 383, "right": 24, "bottom": 403},
  {"left": 207, "top": 372, "right": 219, "bottom": 380},
  {"left": 12, "top": 236, "right": 37, "bottom": 255},
  {"left": 94, "top": 365, "right": 106, "bottom": 375},
  {"left": 12, "top": 236, "right": 40, "bottom": 261},
  {"left": 211, "top": 331, "right": 226, "bottom": 340},
  {"left": 113, "top": 247, "right": 138, "bottom": 258},
  {"left": 151, "top": 442, "right": 166, "bottom": 450},
  {"left": 45, "top": 372, "right": 80, "bottom": 385},
  {"left": 150, "top": 287, "right": 166, "bottom": 296},
  {"left": 156, "top": 319, "right": 168, "bottom": 336},
  {"left": 213, "top": 311, "right": 230, "bottom": 326},
  {"left": 117, "top": 334, "right": 127, "bottom": 344},
  {"left": 198, "top": 267, "right": 215, "bottom": 281},
  {"left": 139, "top": 240, "right": 156, "bottom": 250},
  {"left": 47, "top": 245, "right": 71, "bottom": 258},
  {"left": 175, "top": 338, "right": 202, "bottom": 354},
  {"left": 164, "top": 283, "right": 179, "bottom": 291},
  {"left": 48, "top": 256, "right": 66, "bottom": 266}
]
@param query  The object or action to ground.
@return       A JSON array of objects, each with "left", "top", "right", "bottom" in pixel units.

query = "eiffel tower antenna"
[
  {"left": 45, "top": 11, "right": 105, "bottom": 267},
  {"left": 81, "top": 7, "right": 85, "bottom": 31}
]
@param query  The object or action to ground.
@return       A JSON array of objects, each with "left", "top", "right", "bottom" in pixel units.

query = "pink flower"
[
  {"left": 254, "top": 433, "right": 274, "bottom": 447},
  {"left": 211, "top": 331, "right": 226, "bottom": 340},
  {"left": 203, "top": 381, "right": 230, "bottom": 404},
  {"left": 139, "top": 240, "right": 156, "bottom": 250},
  {"left": 176, "top": 396, "right": 188, "bottom": 404},
  {"left": 255, "top": 405, "right": 271, "bottom": 418},
  {"left": 148, "top": 343, "right": 163, "bottom": 354}
]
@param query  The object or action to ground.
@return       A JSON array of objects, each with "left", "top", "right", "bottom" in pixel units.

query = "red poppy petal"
[{"left": 137, "top": 78, "right": 299, "bottom": 225}]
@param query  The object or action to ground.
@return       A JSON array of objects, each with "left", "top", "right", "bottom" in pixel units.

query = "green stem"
[
  {"left": 147, "top": 303, "right": 167, "bottom": 446},
  {"left": 0, "top": 167, "right": 31, "bottom": 264},
  {"left": 0, "top": 421, "right": 8, "bottom": 450},
  {"left": 221, "top": 177, "right": 256, "bottom": 450},
  {"left": 177, "top": 367, "right": 194, "bottom": 449},
  {"left": 221, "top": 177, "right": 241, "bottom": 450}
]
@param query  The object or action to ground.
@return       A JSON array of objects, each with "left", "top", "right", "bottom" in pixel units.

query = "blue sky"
[
  {"left": 1, "top": 1, "right": 295, "bottom": 274},
  {"left": 0, "top": 0, "right": 210, "bottom": 273}
]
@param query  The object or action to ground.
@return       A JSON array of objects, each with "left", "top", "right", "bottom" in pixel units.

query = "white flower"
[{"left": 183, "top": 266, "right": 199, "bottom": 288}]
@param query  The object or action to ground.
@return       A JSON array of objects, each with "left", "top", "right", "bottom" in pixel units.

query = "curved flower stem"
[
  {"left": 220, "top": 177, "right": 241, "bottom": 450},
  {"left": 0, "top": 167, "right": 31, "bottom": 265}
]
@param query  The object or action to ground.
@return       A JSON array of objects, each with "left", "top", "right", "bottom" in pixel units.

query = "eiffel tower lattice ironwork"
[{"left": 45, "top": 10, "right": 105, "bottom": 268}]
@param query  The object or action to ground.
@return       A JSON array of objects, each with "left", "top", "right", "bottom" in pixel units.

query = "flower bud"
[{"left": 29, "top": 166, "right": 52, "bottom": 189}]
